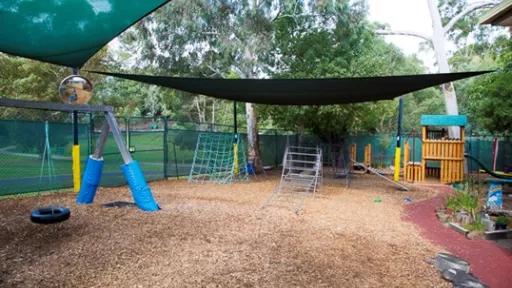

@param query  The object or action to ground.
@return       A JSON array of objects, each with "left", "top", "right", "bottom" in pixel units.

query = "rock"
[
  {"left": 455, "top": 211, "right": 471, "bottom": 225},
  {"left": 435, "top": 252, "right": 470, "bottom": 274},
  {"left": 482, "top": 218, "right": 495, "bottom": 232},
  {"left": 434, "top": 253, "right": 487, "bottom": 288},
  {"left": 466, "top": 231, "right": 484, "bottom": 240},
  {"left": 442, "top": 269, "right": 487, "bottom": 288}
]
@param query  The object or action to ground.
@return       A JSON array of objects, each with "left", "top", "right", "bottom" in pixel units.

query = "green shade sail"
[
  {"left": 0, "top": 0, "right": 169, "bottom": 67},
  {"left": 89, "top": 70, "right": 491, "bottom": 106},
  {"left": 0, "top": 1, "right": 492, "bottom": 107}
]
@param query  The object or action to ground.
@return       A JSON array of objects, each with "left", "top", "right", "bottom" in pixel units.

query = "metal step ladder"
[{"left": 262, "top": 145, "right": 323, "bottom": 212}]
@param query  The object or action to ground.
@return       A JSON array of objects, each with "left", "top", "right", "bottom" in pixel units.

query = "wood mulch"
[{"left": 0, "top": 172, "right": 449, "bottom": 287}]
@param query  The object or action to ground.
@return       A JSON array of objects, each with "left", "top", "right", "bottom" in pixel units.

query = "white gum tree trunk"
[
  {"left": 378, "top": 0, "right": 496, "bottom": 138},
  {"left": 428, "top": 0, "right": 460, "bottom": 138},
  {"left": 245, "top": 102, "right": 263, "bottom": 173}
]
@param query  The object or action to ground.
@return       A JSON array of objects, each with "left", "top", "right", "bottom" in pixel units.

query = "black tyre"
[{"left": 30, "top": 207, "right": 71, "bottom": 224}]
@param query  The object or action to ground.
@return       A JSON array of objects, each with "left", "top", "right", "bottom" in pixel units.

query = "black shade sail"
[{"left": 89, "top": 70, "right": 492, "bottom": 105}]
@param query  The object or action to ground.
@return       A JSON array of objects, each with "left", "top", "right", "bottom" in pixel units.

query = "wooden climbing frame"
[
  {"left": 350, "top": 144, "right": 356, "bottom": 161},
  {"left": 350, "top": 143, "right": 372, "bottom": 168},
  {"left": 403, "top": 115, "right": 467, "bottom": 184},
  {"left": 404, "top": 141, "right": 424, "bottom": 182},
  {"left": 364, "top": 144, "right": 372, "bottom": 167},
  {"left": 421, "top": 126, "right": 465, "bottom": 183}
]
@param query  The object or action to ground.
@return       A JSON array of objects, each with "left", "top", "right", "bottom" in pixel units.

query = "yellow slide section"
[
  {"left": 393, "top": 147, "right": 401, "bottom": 181},
  {"left": 72, "top": 144, "right": 81, "bottom": 192}
]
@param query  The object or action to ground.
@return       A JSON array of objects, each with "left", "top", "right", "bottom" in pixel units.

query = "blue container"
[
  {"left": 487, "top": 182, "right": 503, "bottom": 209},
  {"left": 246, "top": 162, "right": 255, "bottom": 175}
]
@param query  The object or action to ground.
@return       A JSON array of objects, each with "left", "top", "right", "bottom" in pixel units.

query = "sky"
[
  {"left": 368, "top": 0, "right": 437, "bottom": 70},
  {"left": 367, "top": 0, "right": 491, "bottom": 71}
]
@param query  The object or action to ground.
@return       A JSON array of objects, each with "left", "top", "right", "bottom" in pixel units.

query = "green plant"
[
  {"left": 496, "top": 216, "right": 509, "bottom": 226},
  {"left": 463, "top": 216, "right": 485, "bottom": 232},
  {"left": 445, "top": 190, "right": 479, "bottom": 220}
]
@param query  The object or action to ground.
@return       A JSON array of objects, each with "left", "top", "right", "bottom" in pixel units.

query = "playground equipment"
[
  {"left": 277, "top": 146, "right": 323, "bottom": 193},
  {"left": 188, "top": 132, "right": 248, "bottom": 184},
  {"left": 262, "top": 145, "right": 323, "bottom": 212},
  {"left": 352, "top": 160, "right": 409, "bottom": 191},
  {"left": 39, "top": 121, "right": 55, "bottom": 184},
  {"left": 404, "top": 115, "right": 467, "bottom": 184},
  {"left": 332, "top": 143, "right": 352, "bottom": 183},
  {"left": 350, "top": 144, "right": 357, "bottom": 164},
  {"left": 465, "top": 154, "right": 512, "bottom": 180},
  {"left": 364, "top": 144, "right": 372, "bottom": 167},
  {"left": 0, "top": 98, "right": 159, "bottom": 211},
  {"left": 349, "top": 143, "right": 372, "bottom": 169},
  {"left": 465, "top": 153, "right": 512, "bottom": 213},
  {"left": 403, "top": 141, "right": 424, "bottom": 182},
  {"left": 348, "top": 141, "right": 407, "bottom": 190},
  {"left": 30, "top": 206, "right": 70, "bottom": 224},
  {"left": 59, "top": 74, "right": 93, "bottom": 192}
]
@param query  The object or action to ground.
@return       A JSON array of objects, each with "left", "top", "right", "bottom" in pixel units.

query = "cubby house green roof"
[{"left": 420, "top": 115, "right": 468, "bottom": 127}]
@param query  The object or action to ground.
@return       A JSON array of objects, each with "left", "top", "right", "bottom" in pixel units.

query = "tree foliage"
[
  {"left": 259, "top": 1, "right": 429, "bottom": 142},
  {"left": 0, "top": 0, "right": 509, "bottom": 139},
  {"left": 454, "top": 37, "right": 512, "bottom": 133},
  {"left": 438, "top": 0, "right": 499, "bottom": 47}
]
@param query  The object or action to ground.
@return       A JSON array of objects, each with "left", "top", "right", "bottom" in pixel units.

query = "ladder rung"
[
  {"left": 288, "top": 146, "right": 320, "bottom": 151},
  {"left": 286, "top": 166, "right": 318, "bottom": 171},
  {"left": 287, "top": 152, "right": 318, "bottom": 156},
  {"left": 286, "top": 173, "right": 316, "bottom": 178},
  {"left": 283, "top": 177, "right": 315, "bottom": 183},
  {"left": 285, "top": 159, "right": 318, "bottom": 164}
]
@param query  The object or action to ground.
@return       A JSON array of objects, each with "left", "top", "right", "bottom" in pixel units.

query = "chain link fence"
[{"left": 0, "top": 113, "right": 510, "bottom": 196}]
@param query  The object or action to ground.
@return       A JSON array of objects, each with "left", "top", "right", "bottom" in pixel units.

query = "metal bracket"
[{"left": 104, "top": 111, "right": 133, "bottom": 164}]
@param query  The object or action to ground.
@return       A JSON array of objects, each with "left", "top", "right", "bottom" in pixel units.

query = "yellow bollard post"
[
  {"left": 393, "top": 147, "right": 401, "bottom": 181},
  {"left": 233, "top": 143, "right": 239, "bottom": 176},
  {"left": 72, "top": 144, "right": 81, "bottom": 192}
]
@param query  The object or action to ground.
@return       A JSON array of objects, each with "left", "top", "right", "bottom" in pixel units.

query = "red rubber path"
[{"left": 404, "top": 185, "right": 512, "bottom": 288}]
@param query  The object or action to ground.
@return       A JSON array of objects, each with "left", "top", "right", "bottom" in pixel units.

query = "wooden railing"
[{"left": 422, "top": 139, "right": 464, "bottom": 160}]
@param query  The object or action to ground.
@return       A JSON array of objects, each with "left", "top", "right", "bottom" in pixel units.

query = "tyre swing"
[
  {"left": 30, "top": 207, "right": 71, "bottom": 224},
  {"left": 29, "top": 73, "right": 93, "bottom": 225}
]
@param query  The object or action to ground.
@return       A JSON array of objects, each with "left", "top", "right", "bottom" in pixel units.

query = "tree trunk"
[
  {"left": 245, "top": 102, "right": 263, "bottom": 173},
  {"left": 428, "top": 0, "right": 460, "bottom": 138}
]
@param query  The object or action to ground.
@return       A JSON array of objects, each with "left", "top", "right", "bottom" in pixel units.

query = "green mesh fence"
[
  {"left": 0, "top": 114, "right": 511, "bottom": 197},
  {"left": 0, "top": 117, "right": 91, "bottom": 196}
]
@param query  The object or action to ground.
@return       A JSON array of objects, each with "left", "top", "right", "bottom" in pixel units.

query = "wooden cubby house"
[{"left": 404, "top": 115, "right": 467, "bottom": 184}]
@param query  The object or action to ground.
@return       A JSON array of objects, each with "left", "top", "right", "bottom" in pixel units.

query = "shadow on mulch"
[{"left": 102, "top": 201, "right": 136, "bottom": 208}]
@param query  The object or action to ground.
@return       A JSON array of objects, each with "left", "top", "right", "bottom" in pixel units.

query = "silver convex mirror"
[{"left": 59, "top": 75, "right": 93, "bottom": 104}]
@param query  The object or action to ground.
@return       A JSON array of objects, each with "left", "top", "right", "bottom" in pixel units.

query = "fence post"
[
  {"left": 125, "top": 117, "right": 130, "bottom": 151},
  {"left": 173, "top": 142, "right": 179, "bottom": 179},
  {"left": 89, "top": 113, "right": 94, "bottom": 156},
  {"left": 163, "top": 117, "right": 169, "bottom": 178},
  {"left": 274, "top": 129, "right": 279, "bottom": 167},
  {"left": 505, "top": 136, "right": 511, "bottom": 172}
]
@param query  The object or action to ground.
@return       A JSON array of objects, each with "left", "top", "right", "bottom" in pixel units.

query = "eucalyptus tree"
[
  {"left": 377, "top": 0, "right": 499, "bottom": 137},
  {"left": 119, "top": 0, "right": 318, "bottom": 172},
  {"left": 451, "top": 36, "right": 512, "bottom": 134},
  {"left": 260, "top": 1, "right": 428, "bottom": 143}
]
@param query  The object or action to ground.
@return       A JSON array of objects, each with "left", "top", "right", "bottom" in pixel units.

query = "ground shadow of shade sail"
[{"left": 88, "top": 70, "right": 492, "bottom": 105}]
